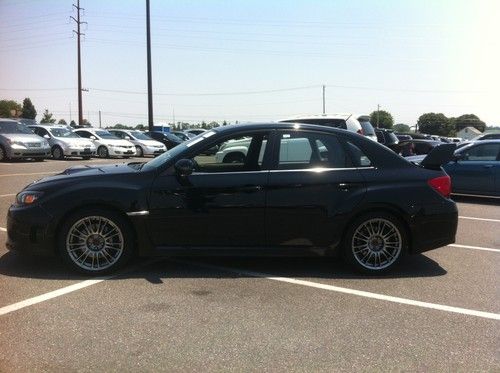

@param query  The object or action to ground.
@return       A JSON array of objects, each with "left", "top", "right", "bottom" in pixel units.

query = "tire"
[
  {"left": 58, "top": 208, "right": 134, "bottom": 275},
  {"left": 97, "top": 146, "right": 109, "bottom": 158},
  {"left": 135, "top": 146, "right": 144, "bottom": 157},
  {"left": 52, "top": 145, "right": 64, "bottom": 160},
  {"left": 0, "top": 145, "right": 7, "bottom": 162},
  {"left": 223, "top": 152, "right": 245, "bottom": 163},
  {"left": 343, "top": 212, "right": 407, "bottom": 274},
  {"left": 34, "top": 158, "right": 45, "bottom": 162},
  {"left": 82, "top": 156, "right": 91, "bottom": 160}
]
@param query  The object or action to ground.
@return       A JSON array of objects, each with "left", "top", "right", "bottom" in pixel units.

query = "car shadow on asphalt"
[{"left": 0, "top": 252, "right": 446, "bottom": 282}]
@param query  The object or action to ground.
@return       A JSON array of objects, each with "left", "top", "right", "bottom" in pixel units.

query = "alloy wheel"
[
  {"left": 65, "top": 216, "right": 124, "bottom": 271},
  {"left": 351, "top": 218, "right": 402, "bottom": 270}
]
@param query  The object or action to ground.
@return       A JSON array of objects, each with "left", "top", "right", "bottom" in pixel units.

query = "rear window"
[{"left": 359, "top": 120, "right": 375, "bottom": 136}]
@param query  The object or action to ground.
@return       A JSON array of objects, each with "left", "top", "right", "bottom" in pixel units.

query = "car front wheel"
[
  {"left": 97, "top": 146, "right": 109, "bottom": 158},
  {"left": 344, "top": 212, "right": 406, "bottom": 273},
  {"left": 58, "top": 209, "right": 134, "bottom": 275}
]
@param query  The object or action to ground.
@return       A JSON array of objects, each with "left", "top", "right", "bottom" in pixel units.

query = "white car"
[
  {"left": 74, "top": 128, "right": 136, "bottom": 158},
  {"left": 215, "top": 136, "right": 326, "bottom": 164},
  {"left": 108, "top": 129, "right": 166, "bottom": 157},
  {"left": 279, "top": 113, "right": 372, "bottom": 139},
  {"left": 29, "top": 124, "right": 96, "bottom": 160}
]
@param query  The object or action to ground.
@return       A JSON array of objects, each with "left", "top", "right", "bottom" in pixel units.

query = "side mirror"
[
  {"left": 125, "top": 136, "right": 131, "bottom": 140},
  {"left": 90, "top": 136, "right": 96, "bottom": 140},
  {"left": 453, "top": 153, "right": 464, "bottom": 162},
  {"left": 43, "top": 134, "right": 50, "bottom": 139},
  {"left": 174, "top": 159, "right": 195, "bottom": 177}
]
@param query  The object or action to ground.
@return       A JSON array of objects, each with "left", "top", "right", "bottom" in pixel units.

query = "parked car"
[
  {"left": 171, "top": 131, "right": 192, "bottom": 142},
  {"left": 185, "top": 129, "right": 206, "bottom": 137},
  {"left": 7, "top": 123, "right": 458, "bottom": 275},
  {"left": 395, "top": 134, "right": 412, "bottom": 141},
  {"left": 443, "top": 140, "right": 500, "bottom": 197},
  {"left": 375, "top": 128, "right": 399, "bottom": 152},
  {"left": 398, "top": 139, "right": 442, "bottom": 157},
  {"left": 357, "top": 116, "right": 377, "bottom": 142},
  {"left": 28, "top": 124, "right": 96, "bottom": 160},
  {"left": 279, "top": 113, "right": 365, "bottom": 136},
  {"left": 74, "top": 128, "right": 136, "bottom": 158},
  {"left": 0, "top": 119, "right": 50, "bottom": 161},
  {"left": 108, "top": 129, "right": 166, "bottom": 157},
  {"left": 145, "top": 131, "right": 183, "bottom": 149}
]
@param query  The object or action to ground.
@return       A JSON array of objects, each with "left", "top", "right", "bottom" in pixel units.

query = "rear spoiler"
[{"left": 420, "top": 143, "right": 456, "bottom": 170}]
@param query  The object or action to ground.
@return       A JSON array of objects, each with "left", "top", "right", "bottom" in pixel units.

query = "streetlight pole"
[{"left": 146, "top": 0, "right": 154, "bottom": 131}]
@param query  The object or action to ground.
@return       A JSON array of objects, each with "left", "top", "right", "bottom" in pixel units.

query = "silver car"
[
  {"left": 108, "top": 129, "right": 166, "bottom": 157},
  {"left": 29, "top": 124, "right": 96, "bottom": 160},
  {"left": 0, "top": 119, "right": 51, "bottom": 161}
]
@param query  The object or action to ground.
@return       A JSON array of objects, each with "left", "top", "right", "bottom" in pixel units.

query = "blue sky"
[{"left": 1, "top": 0, "right": 498, "bottom": 126}]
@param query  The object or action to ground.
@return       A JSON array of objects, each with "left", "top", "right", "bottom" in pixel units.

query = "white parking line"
[
  {"left": 0, "top": 171, "right": 58, "bottom": 178},
  {"left": 0, "top": 227, "right": 6, "bottom": 232},
  {"left": 0, "top": 194, "right": 16, "bottom": 198},
  {"left": 0, "top": 259, "right": 157, "bottom": 316},
  {"left": 176, "top": 260, "right": 500, "bottom": 321},
  {"left": 459, "top": 216, "right": 500, "bottom": 223},
  {"left": 448, "top": 244, "right": 500, "bottom": 253}
]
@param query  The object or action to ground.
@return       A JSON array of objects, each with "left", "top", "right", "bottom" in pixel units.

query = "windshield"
[
  {"left": 95, "top": 130, "right": 119, "bottom": 139},
  {"left": 359, "top": 120, "right": 376, "bottom": 136},
  {"left": 143, "top": 130, "right": 216, "bottom": 170},
  {"left": 130, "top": 131, "right": 152, "bottom": 140},
  {"left": 50, "top": 128, "right": 80, "bottom": 138},
  {"left": 0, "top": 121, "right": 33, "bottom": 134}
]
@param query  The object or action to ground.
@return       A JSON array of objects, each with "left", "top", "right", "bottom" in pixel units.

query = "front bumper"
[
  {"left": 7, "top": 147, "right": 51, "bottom": 159},
  {"left": 6, "top": 204, "right": 56, "bottom": 256},
  {"left": 63, "top": 147, "right": 96, "bottom": 157},
  {"left": 108, "top": 147, "right": 136, "bottom": 157},
  {"left": 143, "top": 147, "right": 166, "bottom": 156}
]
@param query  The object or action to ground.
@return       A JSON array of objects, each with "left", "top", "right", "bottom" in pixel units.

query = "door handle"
[{"left": 337, "top": 182, "right": 357, "bottom": 191}]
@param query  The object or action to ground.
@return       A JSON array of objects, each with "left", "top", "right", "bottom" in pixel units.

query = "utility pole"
[
  {"left": 322, "top": 85, "right": 326, "bottom": 114},
  {"left": 99, "top": 110, "right": 102, "bottom": 128},
  {"left": 146, "top": 0, "right": 154, "bottom": 131},
  {"left": 69, "top": 102, "right": 72, "bottom": 123},
  {"left": 71, "top": 0, "right": 86, "bottom": 127},
  {"left": 376, "top": 104, "right": 380, "bottom": 128}
]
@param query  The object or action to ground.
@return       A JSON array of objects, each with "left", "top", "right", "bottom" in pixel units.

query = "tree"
[
  {"left": 82, "top": 119, "right": 91, "bottom": 127},
  {"left": 222, "top": 120, "right": 228, "bottom": 126},
  {"left": 58, "top": 119, "right": 67, "bottom": 125},
  {"left": 370, "top": 110, "right": 394, "bottom": 129},
  {"left": 0, "top": 100, "right": 22, "bottom": 118},
  {"left": 417, "top": 113, "right": 455, "bottom": 136},
  {"left": 69, "top": 120, "right": 77, "bottom": 127},
  {"left": 453, "top": 114, "right": 486, "bottom": 133},
  {"left": 393, "top": 123, "right": 411, "bottom": 133},
  {"left": 21, "top": 98, "right": 37, "bottom": 119},
  {"left": 135, "top": 124, "right": 146, "bottom": 130},
  {"left": 208, "top": 121, "right": 219, "bottom": 128},
  {"left": 201, "top": 121, "right": 207, "bottom": 129},
  {"left": 40, "top": 109, "right": 56, "bottom": 124}
]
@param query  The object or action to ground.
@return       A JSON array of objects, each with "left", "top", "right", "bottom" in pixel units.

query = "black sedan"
[
  {"left": 145, "top": 131, "right": 183, "bottom": 149},
  {"left": 7, "top": 123, "right": 458, "bottom": 275}
]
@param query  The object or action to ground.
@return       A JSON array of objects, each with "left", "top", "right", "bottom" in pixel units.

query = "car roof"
[{"left": 28, "top": 124, "right": 69, "bottom": 129}]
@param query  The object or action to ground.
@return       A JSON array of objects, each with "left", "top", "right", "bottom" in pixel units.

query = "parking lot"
[{"left": 0, "top": 157, "right": 498, "bottom": 371}]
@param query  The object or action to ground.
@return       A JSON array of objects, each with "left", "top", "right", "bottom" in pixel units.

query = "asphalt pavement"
[{"left": 0, "top": 157, "right": 498, "bottom": 372}]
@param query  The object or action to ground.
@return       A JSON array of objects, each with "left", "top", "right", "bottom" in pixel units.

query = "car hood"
[
  {"left": 1, "top": 133, "right": 45, "bottom": 143},
  {"left": 137, "top": 139, "right": 165, "bottom": 147},
  {"left": 97, "top": 139, "right": 133, "bottom": 146},
  {"left": 57, "top": 138, "right": 95, "bottom": 147},
  {"left": 29, "top": 163, "right": 139, "bottom": 188}
]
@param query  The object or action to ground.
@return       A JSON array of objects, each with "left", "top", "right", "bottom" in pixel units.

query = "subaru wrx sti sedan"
[{"left": 7, "top": 123, "right": 457, "bottom": 275}]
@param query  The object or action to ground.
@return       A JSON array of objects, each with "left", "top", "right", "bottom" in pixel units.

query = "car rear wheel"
[
  {"left": 52, "top": 145, "right": 64, "bottom": 160},
  {"left": 58, "top": 208, "right": 134, "bottom": 275},
  {"left": 344, "top": 212, "right": 406, "bottom": 273},
  {"left": 97, "top": 146, "right": 109, "bottom": 158},
  {"left": 135, "top": 146, "right": 144, "bottom": 157}
]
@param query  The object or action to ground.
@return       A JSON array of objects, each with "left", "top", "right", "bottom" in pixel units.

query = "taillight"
[
  {"left": 357, "top": 128, "right": 364, "bottom": 135},
  {"left": 428, "top": 175, "right": 451, "bottom": 198}
]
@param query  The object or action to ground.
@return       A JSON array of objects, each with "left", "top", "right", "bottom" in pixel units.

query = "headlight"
[
  {"left": 16, "top": 191, "right": 44, "bottom": 205},
  {"left": 8, "top": 140, "right": 26, "bottom": 147}
]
